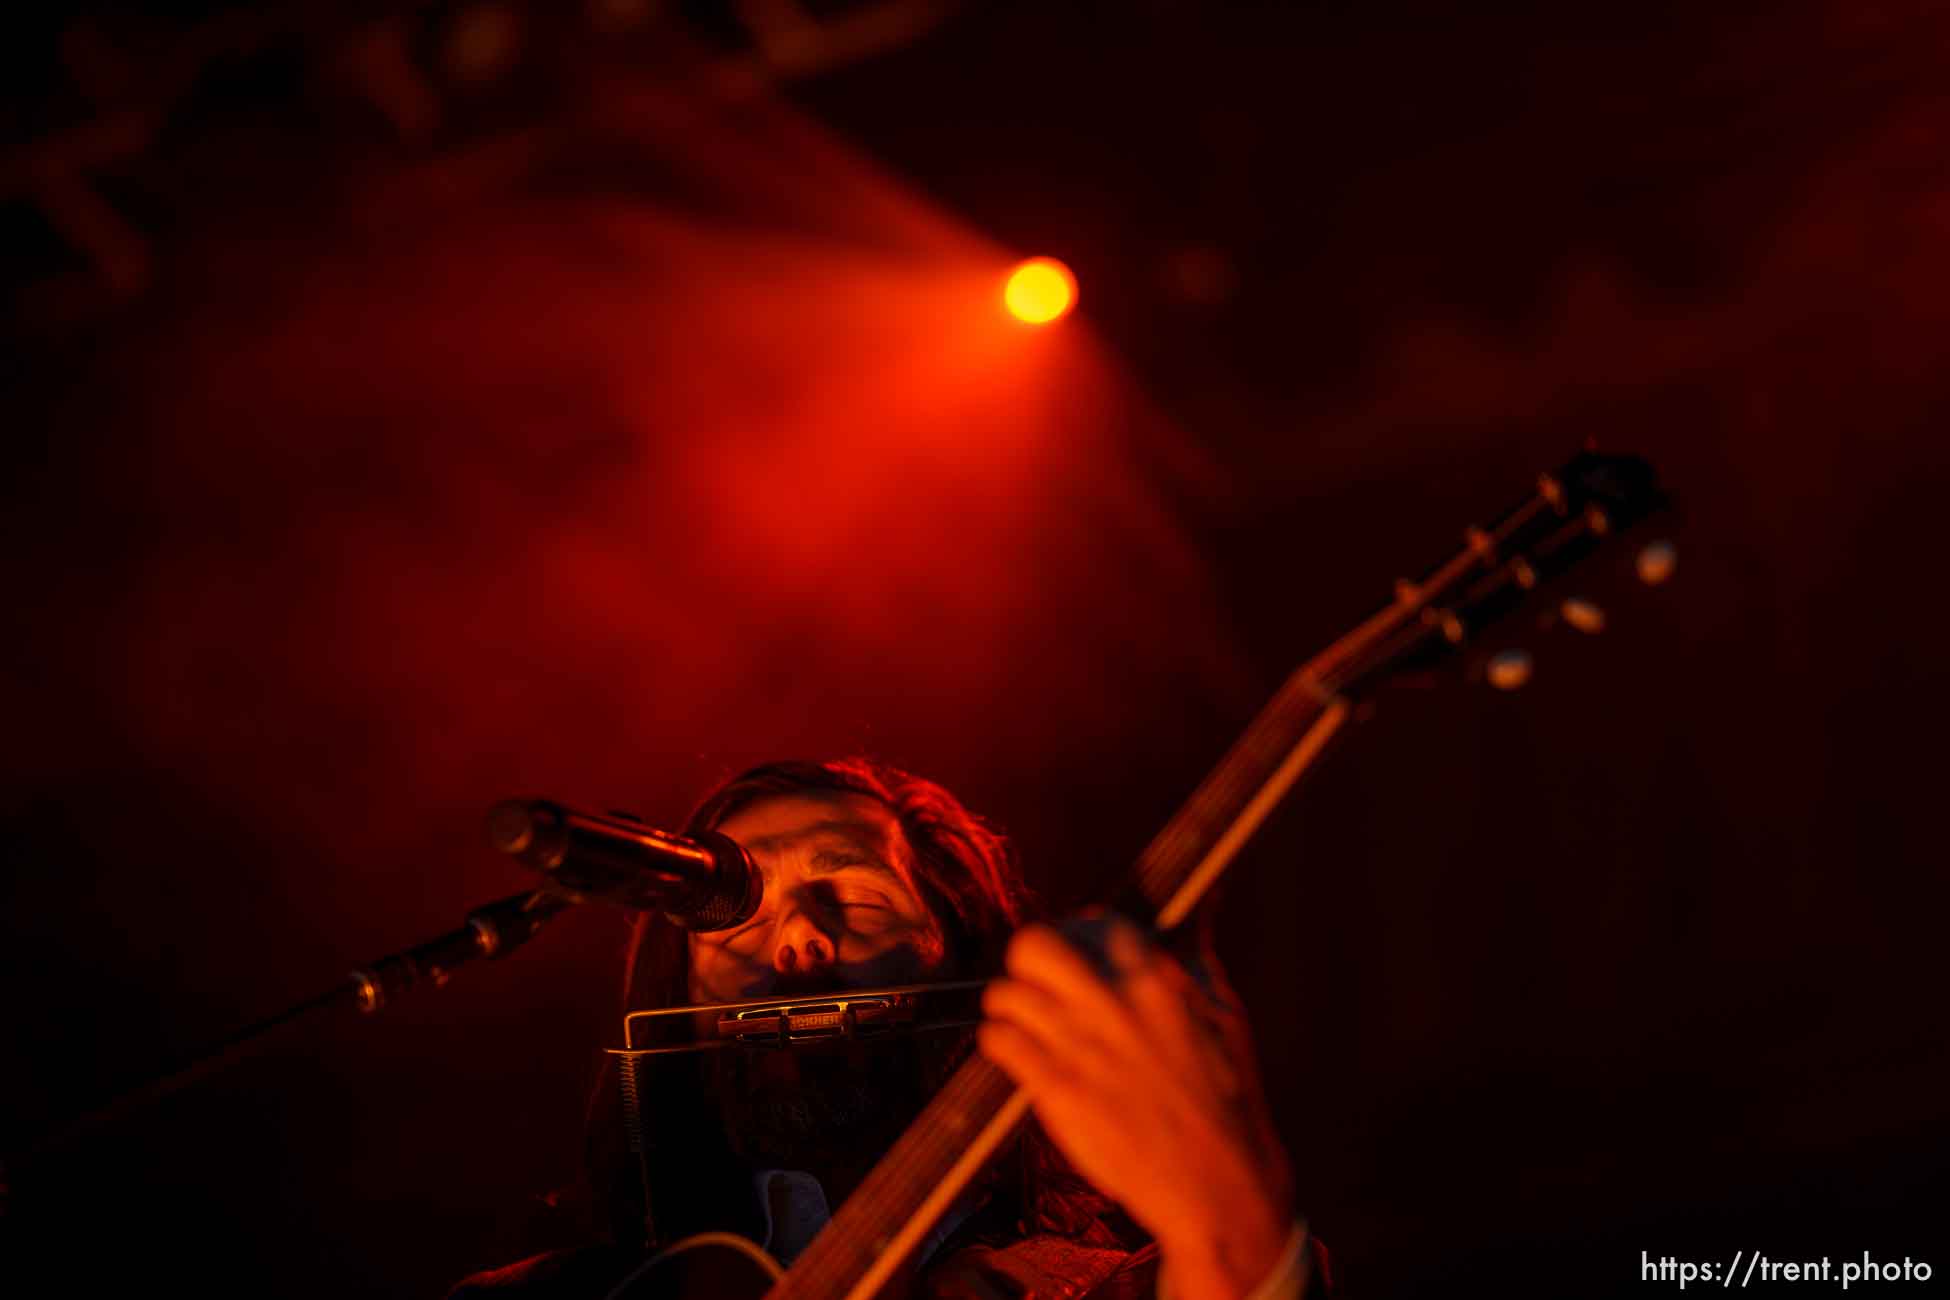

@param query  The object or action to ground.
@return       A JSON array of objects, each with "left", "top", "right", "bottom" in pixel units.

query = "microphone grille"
[{"left": 485, "top": 800, "right": 538, "bottom": 855}]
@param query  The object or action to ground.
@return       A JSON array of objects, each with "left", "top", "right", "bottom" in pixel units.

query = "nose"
[{"left": 770, "top": 906, "right": 835, "bottom": 978}]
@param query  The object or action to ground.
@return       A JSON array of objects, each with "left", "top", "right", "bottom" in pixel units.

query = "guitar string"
[
  {"left": 778, "top": 1061, "right": 1006, "bottom": 1290},
  {"left": 776, "top": 485, "right": 1584, "bottom": 1294},
  {"left": 806, "top": 681, "right": 1349, "bottom": 1286},
  {"left": 777, "top": 1062, "right": 1011, "bottom": 1294},
  {"left": 815, "top": 666, "right": 1349, "bottom": 1278},
  {"left": 799, "top": 679, "right": 1337, "bottom": 1285},
  {"left": 1302, "top": 507, "right": 1602, "bottom": 718},
  {"left": 801, "top": 507, "right": 1537, "bottom": 1291},
  {"left": 1133, "top": 493, "right": 1557, "bottom": 904},
  {"left": 1153, "top": 496, "right": 1595, "bottom": 916},
  {"left": 1134, "top": 671, "right": 1331, "bottom": 904},
  {"left": 834, "top": 1087, "right": 1034, "bottom": 1299}
]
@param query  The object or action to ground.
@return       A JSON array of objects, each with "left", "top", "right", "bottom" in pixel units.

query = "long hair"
[
  {"left": 624, "top": 757, "right": 1032, "bottom": 1011},
  {"left": 581, "top": 757, "right": 1127, "bottom": 1252}
]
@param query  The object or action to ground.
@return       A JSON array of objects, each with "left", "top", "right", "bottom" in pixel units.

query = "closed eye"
[
  {"left": 808, "top": 876, "right": 892, "bottom": 911},
  {"left": 712, "top": 904, "right": 774, "bottom": 945}
]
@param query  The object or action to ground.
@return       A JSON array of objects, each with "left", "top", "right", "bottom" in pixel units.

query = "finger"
[
  {"left": 977, "top": 1020, "right": 1074, "bottom": 1099},
  {"left": 1104, "top": 915, "right": 1158, "bottom": 978},
  {"left": 1108, "top": 924, "right": 1236, "bottom": 1081},
  {"left": 983, "top": 977, "right": 1121, "bottom": 1078},
  {"left": 1003, "top": 926, "right": 1141, "bottom": 1047}
]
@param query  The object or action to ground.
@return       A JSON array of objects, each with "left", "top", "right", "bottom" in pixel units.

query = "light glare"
[{"left": 1004, "top": 257, "right": 1077, "bottom": 324}]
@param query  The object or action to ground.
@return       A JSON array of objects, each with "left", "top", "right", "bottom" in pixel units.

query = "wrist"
[{"left": 1156, "top": 1203, "right": 1296, "bottom": 1300}]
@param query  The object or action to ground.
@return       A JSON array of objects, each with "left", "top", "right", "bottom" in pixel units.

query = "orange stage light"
[{"left": 1004, "top": 257, "right": 1077, "bottom": 324}]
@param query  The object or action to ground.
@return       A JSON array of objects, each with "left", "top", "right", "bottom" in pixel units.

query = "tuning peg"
[
  {"left": 1636, "top": 539, "right": 1678, "bottom": 585},
  {"left": 1486, "top": 648, "right": 1533, "bottom": 690},
  {"left": 1560, "top": 598, "right": 1605, "bottom": 634}
]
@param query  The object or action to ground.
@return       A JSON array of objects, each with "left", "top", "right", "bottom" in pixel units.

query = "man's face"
[{"left": 687, "top": 792, "right": 948, "bottom": 1003}]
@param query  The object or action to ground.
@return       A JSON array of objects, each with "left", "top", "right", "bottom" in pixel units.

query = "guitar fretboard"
[
  {"left": 773, "top": 678, "right": 1352, "bottom": 1299},
  {"left": 765, "top": 450, "right": 1662, "bottom": 1298}
]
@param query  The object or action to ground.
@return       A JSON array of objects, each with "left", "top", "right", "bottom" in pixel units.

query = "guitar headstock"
[{"left": 1309, "top": 447, "right": 1672, "bottom": 698}]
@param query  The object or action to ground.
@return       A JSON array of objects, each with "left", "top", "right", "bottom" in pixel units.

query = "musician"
[{"left": 450, "top": 759, "right": 1322, "bottom": 1299}]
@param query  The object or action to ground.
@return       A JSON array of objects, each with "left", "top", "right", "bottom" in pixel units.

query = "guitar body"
[{"left": 608, "top": 1232, "right": 781, "bottom": 1300}]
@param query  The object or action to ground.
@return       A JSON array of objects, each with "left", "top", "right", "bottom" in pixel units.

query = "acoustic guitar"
[{"left": 607, "top": 448, "right": 1670, "bottom": 1299}]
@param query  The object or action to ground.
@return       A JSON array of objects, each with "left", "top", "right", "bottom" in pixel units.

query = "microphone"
[{"left": 484, "top": 799, "right": 762, "bottom": 931}]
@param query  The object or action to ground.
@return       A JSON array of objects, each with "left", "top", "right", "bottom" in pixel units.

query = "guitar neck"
[
  {"left": 775, "top": 684, "right": 1355, "bottom": 1300},
  {"left": 769, "top": 449, "right": 1668, "bottom": 1298},
  {"left": 770, "top": 1056, "right": 1026, "bottom": 1300}
]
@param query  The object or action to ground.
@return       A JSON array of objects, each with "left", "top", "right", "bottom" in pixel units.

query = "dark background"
[{"left": 4, "top": 1, "right": 1945, "bottom": 1295}]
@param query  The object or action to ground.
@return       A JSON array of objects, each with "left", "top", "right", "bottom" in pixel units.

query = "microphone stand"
[{"left": 10, "top": 888, "right": 573, "bottom": 1165}]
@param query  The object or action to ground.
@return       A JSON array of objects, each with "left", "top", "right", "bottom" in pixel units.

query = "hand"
[{"left": 978, "top": 918, "right": 1299, "bottom": 1300}]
